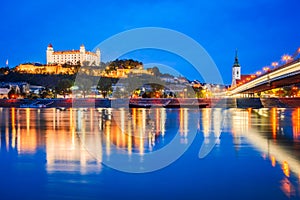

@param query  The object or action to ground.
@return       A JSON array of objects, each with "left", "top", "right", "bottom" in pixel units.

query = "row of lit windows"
[{"left": 48, "top": 55, "right": 99, "bottom": 65}]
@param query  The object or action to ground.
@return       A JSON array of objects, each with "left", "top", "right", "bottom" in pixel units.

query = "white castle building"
[{"left": 46, "top": 44, "right": 100, "bottom": 66}]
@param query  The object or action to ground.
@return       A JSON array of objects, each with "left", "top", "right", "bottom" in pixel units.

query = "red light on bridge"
[{"left": 251, "top": 75, "right": 256, "bottom": 78}]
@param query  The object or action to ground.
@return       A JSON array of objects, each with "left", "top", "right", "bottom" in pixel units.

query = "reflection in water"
[
  {"left": 229, "top": 108, "right": 300, "bottom": 198},
  {"left": 100, "top": 108, "right": 170, "bottom": 156},
  {"left": 0, "top": 107, "right": 192, "bottom": 174},
  {"left": 271, "top": 108, "right": 278, "bottom": 138},
  {"left": 45, "top": 108, "right": 103, "bottom": 174},
  {"left": 281, "top": 177, "right": 296, "bottom": 198},
  {"left": 201, "top": 108, "right": 223, "bottom": 145},
  {"left": 293, "top": 108, "right": 300, "bottom": 139},
  {"left": 0, "top": 107, "right": 300, "bottom": 198}
]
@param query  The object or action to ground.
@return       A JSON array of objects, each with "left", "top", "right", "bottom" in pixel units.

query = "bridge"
[{"left": 228, "top": 49, "right": 300, "bottom": 96}]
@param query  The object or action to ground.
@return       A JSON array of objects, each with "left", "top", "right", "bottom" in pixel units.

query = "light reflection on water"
[{"left": 0, "top": 107, "right": 300, "bottom": 199}]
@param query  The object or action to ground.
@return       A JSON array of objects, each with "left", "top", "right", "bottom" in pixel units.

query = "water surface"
[{"left": 0, "top": 107, "right": 299, "bottom": 199}]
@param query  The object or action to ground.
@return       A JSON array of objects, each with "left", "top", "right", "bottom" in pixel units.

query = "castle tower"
[
  {"left": 231, "top": 49, "right": 241, "bottom": 87},
  {"left": 96, "top": 48, "right": 101, "bottom": 66},
  {"left": 46, "top": 44, "right": 54, "bottom": 64},
  {"left": 80, "top": 44, "right": 86, "bottom": 65}
]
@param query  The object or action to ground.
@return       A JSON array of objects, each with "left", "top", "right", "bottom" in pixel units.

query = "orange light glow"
[
  {"left": 271, "top": 156, "right": 276, "bottom": 167},
  {"left": 292, "top": 108, "right": 300, "bottom": 139},
  {"left": 26, "top": 108, "right": 30, "bottom": 132},
  {"left": 256, "top": 71, "right": 262, "bottom": 75},
  {"left": 179, "top": 108, "right": 184, "bottom": 135},
  {"left": 281, "top": 54, "right": 292, "bottom": 62},
  {"left": 282, "top": 161, "right": 290, "bottom": 177},
  {"left": 272, "top": 62, "right": 279, "bottom": 67},
  {"left": 271, "top": 108, "right": 277, "bottom": 138}
]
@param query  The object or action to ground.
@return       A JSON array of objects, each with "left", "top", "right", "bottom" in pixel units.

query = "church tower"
[{"left": 231, "top": 49, "right": 241, "bottom": 87}]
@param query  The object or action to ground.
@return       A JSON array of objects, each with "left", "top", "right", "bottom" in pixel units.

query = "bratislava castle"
[{"left": 46, "top": 44, "right": 101, "bottom": 66}]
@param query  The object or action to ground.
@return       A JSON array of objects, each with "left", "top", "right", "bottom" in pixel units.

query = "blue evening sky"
[{"left": 1, "top": 0, "right": 300, "bottom": 84}]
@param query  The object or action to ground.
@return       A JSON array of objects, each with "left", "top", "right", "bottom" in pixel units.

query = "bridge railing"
[{"left": 229, "top": 58, "right": 300, "bottom": 91}]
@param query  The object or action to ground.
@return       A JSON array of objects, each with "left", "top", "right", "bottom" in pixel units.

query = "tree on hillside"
[
  {"left": 75, "top": 75, "right": 98, "bottom": 98},
  {"left": 40, "top": 88, "right": 54, "bottom": 99},
  {"left": 97, "top": 78, "right": 113, "bottom": 98},
  {"left": 56, "top": 79, "right": 73, "bottom": 98},
  {"left": 151, "top": 66, "right": 161, "bottom": 76},
  {"left": 0, "top": 67, "right": 10, "bottom": 75}
]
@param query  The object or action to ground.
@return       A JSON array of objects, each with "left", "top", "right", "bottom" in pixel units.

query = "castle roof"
[
  {"left": 52, "top": 50, "right": 97, "bottom": 56},
  {"left": 47, "top": 44, "right": 98, "bottom": 56},
  {"left": 53, "top": 50, "right": 80, "bottom": 55}
]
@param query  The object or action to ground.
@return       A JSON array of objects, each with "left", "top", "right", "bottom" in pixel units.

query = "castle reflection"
[
  {"left": 0, "top": 107, "right": 191, "bottom": 174},
  {"left": 0, "top": 105, "right": 300, "bottom": 195}
]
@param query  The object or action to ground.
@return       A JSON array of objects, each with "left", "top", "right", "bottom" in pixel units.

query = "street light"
[
  {"left": 263, "top": 67, "right": 270, "bottom": 72},
  {"left": 281, "top": 54, "right": 292, "bottom": 63},
  {"left": 271, "top": 62, "right": 278, "bottom": 68},
  {"left": 256, "top": 71, "right": 262, "bottom": 76}
]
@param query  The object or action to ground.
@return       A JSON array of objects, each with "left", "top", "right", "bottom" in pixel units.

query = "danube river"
[{"left": 0, "top": 107, "right": 299, "bottom": 199}]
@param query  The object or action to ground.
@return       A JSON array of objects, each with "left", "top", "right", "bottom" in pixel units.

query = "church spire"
[{"left": 233, "top": 48, "right": 240, "bottom": 67}]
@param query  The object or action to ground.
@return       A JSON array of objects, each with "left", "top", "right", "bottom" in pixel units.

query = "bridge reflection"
[
  {"left": 0, "top": 106, "right": 299, "bottom": 190},
  {"left": 229, "top": 108, "right": 300, "bottom": 197}
]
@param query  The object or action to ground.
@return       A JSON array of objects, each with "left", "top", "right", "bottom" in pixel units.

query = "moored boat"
[{"left": 20, "top": 101, "right": 53, "bottom": 108}]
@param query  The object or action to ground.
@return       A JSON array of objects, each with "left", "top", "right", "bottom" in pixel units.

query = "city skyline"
[{"left": 1, "top": 0, "right": 300, "bottom": 84}]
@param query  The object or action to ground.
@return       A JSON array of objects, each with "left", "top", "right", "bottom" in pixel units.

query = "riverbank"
[{"left": 1, "top": 97, "right": 300, "bottom": 108}]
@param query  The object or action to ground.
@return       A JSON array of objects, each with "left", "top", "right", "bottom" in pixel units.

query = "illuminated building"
[
  {"left": 15, "top": 63, "right": 77, "bottom": 74},
  {"left": 46, "top": 44, "right": 100, "bottom": 66},
  {"left": 231, "top": 50, "right": 254, "bottom": 89},
  {"left": 104, "top": 65, "right": 153, "bottom": 78},
  {"left": 231, "top": 49, "right": 241, "bottom": 87},
  {"left": 15, "top": 44, "right": 101, "bottom": 75}
]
